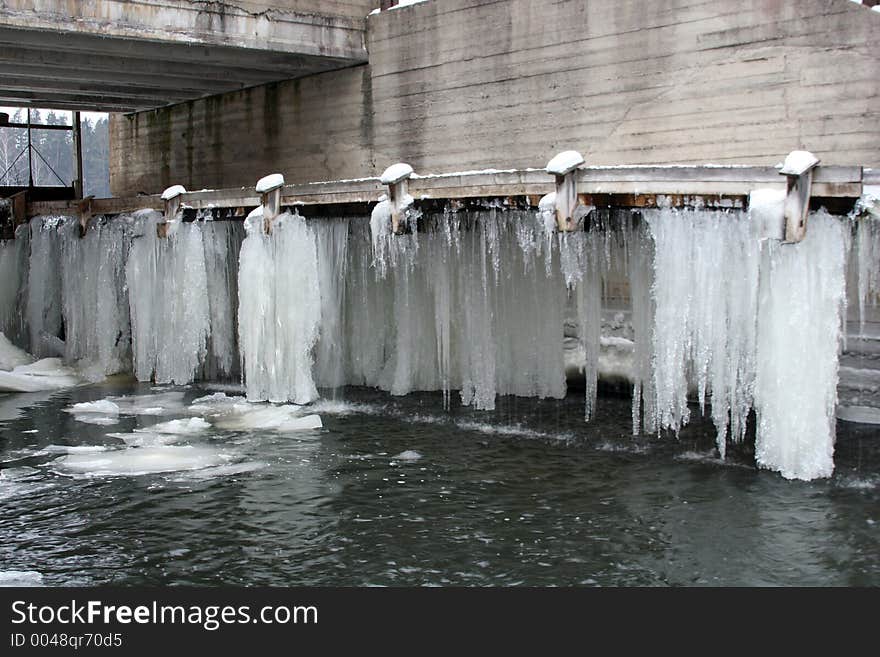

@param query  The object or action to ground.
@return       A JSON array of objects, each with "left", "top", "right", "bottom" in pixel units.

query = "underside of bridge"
[{"left": 0, "top": 0, "right": 370, "bottom": 112}]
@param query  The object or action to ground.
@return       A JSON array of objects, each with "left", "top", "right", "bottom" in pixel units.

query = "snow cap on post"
[
  {"left": 160, "top": 185, "right": 186, "bottom": 200},
  {"left": 778, "top": 150, "right": 819, "bottom": 177},
  {"left": 546, "top": 150, "right": 585, "bottom": 176},
  {"left": 777, "top": 150, "right": 819, "bottom": 244},
  {"left": 256, "top": 173, "right": 285, "bottom": 194},
  {"left": 380, "top": 163, "right": 414, "bottom": 185}
]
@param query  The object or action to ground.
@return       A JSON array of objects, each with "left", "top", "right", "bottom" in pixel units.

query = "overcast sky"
[{"left": 0, "top": 106, "right": 108, "bottom": 124}]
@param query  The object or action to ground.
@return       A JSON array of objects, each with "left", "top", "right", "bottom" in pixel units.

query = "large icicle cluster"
[
  {"left": 754, "top": 211, "right": 850, "bottom": 480},
  {"left": 645, "top": 208, "right": 759, "bottom": 457},
  {"left": 0, "top": 228, "right": 28, "bottom": 346},
  {"left": 344, "top": 208, "right": 612, "bottom": 410},
  {"left": 126, "top": 211, "right": 211, "bottom": 384},
  {"left": 238, "top": 209, "right": 322, "bottom": 404},
  {"left": 27, "top": 216, "right": 66, "bottom": 358},
  {"left": 201, "top": 218, "right": 245, "bottom": 380},
  {"left": 61, "top": 217, "right": 132, "bottom": 380},
  {"left": 637, "top": 206, "right": 850, "bottom": 480}
]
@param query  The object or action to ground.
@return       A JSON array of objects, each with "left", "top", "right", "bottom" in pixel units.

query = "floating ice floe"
[
  {"left": 0, "top": 357, "right": 82, "bottom": 393},
  {"left": 52, "top": 446, "right": 237, "bottom": 478},
  {"left": 0, "top": 332, "right": 32, "bottom": 370},
  {"left": 188, "top": 392, "right": 323, "bottom": 432},
  {"left": 0, "top": 571, "right": 44, "bottom": 587},
  {"left": 393, "top": 450, "right": 423, "bottom": 462}
]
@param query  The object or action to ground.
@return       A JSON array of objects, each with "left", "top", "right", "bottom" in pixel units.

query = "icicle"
[
  {"left": 126, "top": 211, "right": 210, "bottom": 384},
  {"left": 754, "top": 210, "right": 850, "bottom": 480},
  {"left": 576, "top": 238, "right": 602, "bottom": 420},
  {"left": 0, "top": 239, "right": 20, "bottom": 340},
  {"left": 26, "top": 216, "right": 67, "bottom": 357},
  {"left": 201, "top": 219, "right": 244, "bottom": 380},
  {"left": 645, "top": 207, "right": 759, "bottom": 456},
  {"left": 60, "top": 216, "right": 131, "bottom": 380},
  {"left": 855, "top": 209, "right": 880, "bottom": 334},
  {"left": 314, "top": 217, "right": 351, "bottom": 389},
  {"left": 628, "top": 214, "right": 657, "bottom": 435},
  {"left": 238, "top": 210, "right": 321, "bottom": 404}
]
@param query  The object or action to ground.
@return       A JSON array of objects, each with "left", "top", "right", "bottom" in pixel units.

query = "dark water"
[{"left": 1, "top": 381, "right": 878, "bottom": 586}]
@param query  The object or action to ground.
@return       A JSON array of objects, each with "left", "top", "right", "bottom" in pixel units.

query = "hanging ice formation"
[
  {"left": 200, "top": 217, "right": 245, "bottom": 380},
  {"left": 26, "top": 216, "right": 66, "bottom": 358},
  {"left": 0, "top": 184, "right": 858, "bottom": 482},
  {"left": 126, "top": 210, "right": 211, "bottom": 384},
  {"left": 853, "top": 187, "right": 880, "bottom": 332},
  {"left": 238, "top": 209, "right": 322, "bottom": 404},
  {"left": 0, "top": 224, "right": 29, "bottom": 347},
  {"left": 645, "top": 207, "right": 759, "bottom": 457},
  {"left": 60, "top": 216, "right": 132, "bottom": 380},
  {"left": 637, "top": 204, "right": 849, "bottom": 480},
  {"left": 754, "top": 211, "right": 849, "bottom": 480}
]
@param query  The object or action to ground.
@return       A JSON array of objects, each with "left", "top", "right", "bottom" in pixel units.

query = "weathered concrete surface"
[
  {"left": 110, "top": 0, "right": 880, "bottom": 195},
  {"left": 0, "top": 0, "right": 371, "bottom": 112}
]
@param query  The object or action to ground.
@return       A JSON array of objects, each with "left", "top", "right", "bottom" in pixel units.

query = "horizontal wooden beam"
[{"left": 24, "top": 165, "right": 868, "bottom": 219}]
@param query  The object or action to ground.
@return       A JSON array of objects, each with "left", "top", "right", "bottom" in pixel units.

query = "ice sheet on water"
[
  {"left": 0, "top": 571, "right": 44, "bottom": 587},
  {"left": 392, "top": 450, "right": 423, "bottom": 462},
  {"left": 108, "top": 391, "right": 188, "bottom": 416},
  {"left": 0, "top": 358, "right": 82, "bottom": 392},
  {"left": 66, "top": 399, "right": 120, "bottom": 415},
  {"left": 52, "top": 446, "right": 237, "bottom": 478},
  {"left": 211, "top": 402, "right": 322, "bottom": 433},
  {"left": 44, "top": 445, "right": 109, "bottom": 454},
  {"left": 135, "top": 417, "right": 210, "bottom": 435},
  {"left": 65, "top": 398, "right": 121, "bottom": 425}
]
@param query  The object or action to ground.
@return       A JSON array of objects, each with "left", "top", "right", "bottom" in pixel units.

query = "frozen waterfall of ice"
[
  {"left": 754, "top": 211, "right": 850, "bottom": 480},
  {"left": 639, "top": 205, "right": 849, "bottom": 479},
  {"left": 126, "top": 211, "right": 211, "bottom": 384},
  {"left": 645, "top": 208, "right": 759, "bottom": 457},
  {"left": 61, "top": 217, "right": 132, "bottom": 380},
  {"left": 200, "top": 218, "right": 245, "bottom": 380},
  {"left": 238, "top": 209, "right": 322, "bottom": 404},
  {"left": 26, "top": 216, "right": 66, "bottom": 358}
]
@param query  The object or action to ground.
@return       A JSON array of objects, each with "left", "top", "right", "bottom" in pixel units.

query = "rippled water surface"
[{"left": 1, "top": 381, "right": 878, "bottom": 586}]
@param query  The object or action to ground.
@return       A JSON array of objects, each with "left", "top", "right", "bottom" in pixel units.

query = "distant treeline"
[{"left": 0, "top": 108, "right": 110, "bottom": 198}]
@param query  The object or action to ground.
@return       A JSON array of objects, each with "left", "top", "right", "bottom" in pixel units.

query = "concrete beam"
[
  {"left": 0, "top": 1, "right": 368, "bottom": 61},
  {"left": 0, "top": 1, "right": 369, "bottom": 111}
]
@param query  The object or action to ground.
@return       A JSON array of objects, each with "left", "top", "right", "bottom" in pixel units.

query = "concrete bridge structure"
[
  {"left": 0, "top": 0, "right": 878, "bottom": 196},
  {"left": 0, "top": 0, "right": 370, "bottom": 112}
]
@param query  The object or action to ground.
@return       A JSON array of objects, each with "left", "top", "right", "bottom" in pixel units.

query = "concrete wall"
[{"left": 110, "top": 0, "right": 880, "bottom": 195}]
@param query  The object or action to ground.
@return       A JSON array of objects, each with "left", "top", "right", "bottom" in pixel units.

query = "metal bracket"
[
  {"left": 380, "top": 163, "right": 414, "bottom": 234},
  {"left": 546, "top": 150, "right": 586, "bottom": 231},
  {"left": 158, "top": 184, "right": 186, "bottom": 238},
  {"left": 256, "top": 173, "right": 284, "bottom": 234},
  {"left": 76, "top": 195, "right": 94, "bottom": 238},
  {"left": 778, "top": 150, "right": 819, "bottom": 244}
]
